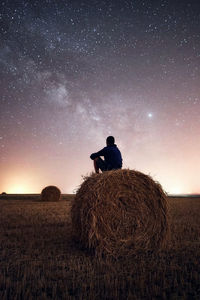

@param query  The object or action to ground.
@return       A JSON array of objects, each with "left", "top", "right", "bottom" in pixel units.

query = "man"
[{"left": 90, "top": 136, "right": 123, "bottom": 173}]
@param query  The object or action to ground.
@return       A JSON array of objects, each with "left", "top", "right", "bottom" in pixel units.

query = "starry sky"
[{"left": 0, "top": 0, "right": 200, "bottom": 194}]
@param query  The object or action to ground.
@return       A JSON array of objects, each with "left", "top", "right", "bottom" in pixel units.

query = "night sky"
[{"left": 0, "top": 0, "right": 200, "bottom": 194}]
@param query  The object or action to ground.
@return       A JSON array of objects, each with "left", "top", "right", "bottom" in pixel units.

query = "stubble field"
[{"left": 0, "top": 195, "right": 200, "bottom": 299}]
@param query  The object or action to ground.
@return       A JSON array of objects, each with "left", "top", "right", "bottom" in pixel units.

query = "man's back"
[{"left": 99, "top": 144, "right": 122, "bottom": 170}]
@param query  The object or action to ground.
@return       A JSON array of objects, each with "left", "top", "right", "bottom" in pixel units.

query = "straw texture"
[
  {"left": 41, "top": 186, "right": 61, "bottom": 202},
  {"left": 71, "top": 169, "right": 169, "bottom": 257}
]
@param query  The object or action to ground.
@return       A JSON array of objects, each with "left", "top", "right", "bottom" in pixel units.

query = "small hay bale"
[
  {"left": 71, "top": 169, "right": 169, "bottom": 257},
  {"left": 41, "top": 185, "right": 61, "bottom": 202}
]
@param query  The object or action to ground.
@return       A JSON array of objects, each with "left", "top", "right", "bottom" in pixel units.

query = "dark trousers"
[
  {"left": 96, "top": 157, "right": 108, "bottom": 171},
  {"left": 96, "top": 157, "right": 121, "bottom": 172}
]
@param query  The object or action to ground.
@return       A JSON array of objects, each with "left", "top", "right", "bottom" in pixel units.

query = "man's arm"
[{"left": 90, "top": 148, "right": 105, "bottom": 160}]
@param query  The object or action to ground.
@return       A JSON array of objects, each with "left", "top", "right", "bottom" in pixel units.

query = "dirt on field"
[{"left": 0, "top": 195, "right": 200, "bottom": 299}]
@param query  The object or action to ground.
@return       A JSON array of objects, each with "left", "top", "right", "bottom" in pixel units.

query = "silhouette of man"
[{"left": 90, "top": 136, "right": 123, "bottom": 173}]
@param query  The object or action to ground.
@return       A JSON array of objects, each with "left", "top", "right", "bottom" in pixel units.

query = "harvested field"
[{"left": 0, "top": 195, "right": 200, "bottom": 299}]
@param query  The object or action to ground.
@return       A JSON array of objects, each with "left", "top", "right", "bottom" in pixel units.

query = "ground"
[{"left": 0, "top": 195, "right": 200, "bottom": 299}]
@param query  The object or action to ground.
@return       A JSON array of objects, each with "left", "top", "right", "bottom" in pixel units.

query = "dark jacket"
[{"left": 90, "top": 144, "right": 122, "bottom": 170}]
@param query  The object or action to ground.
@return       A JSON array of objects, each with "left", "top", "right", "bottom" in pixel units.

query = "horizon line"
[{"left": 0, "top": 193, "right": 200, "bottom": 197}]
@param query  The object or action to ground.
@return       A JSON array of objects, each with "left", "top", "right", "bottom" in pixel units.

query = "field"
[{"left": 0, "top": 195, "right": 200, "bottom": 299}]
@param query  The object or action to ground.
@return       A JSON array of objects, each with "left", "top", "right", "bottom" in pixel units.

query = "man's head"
[{"left": 106, "top": 136, "right": 115, "bottom": 146}]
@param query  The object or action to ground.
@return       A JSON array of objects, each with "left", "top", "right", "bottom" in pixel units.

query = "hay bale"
[
  {"left": 71, "top": 169, "right": 169, "bottom": 257},
  {"left": 41, "top": 185, "right": 61, "bottom": 202}
]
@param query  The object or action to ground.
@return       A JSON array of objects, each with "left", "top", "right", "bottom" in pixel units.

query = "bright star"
[{"left": 148, "top": 113, "right": 153, "bottom": 118}]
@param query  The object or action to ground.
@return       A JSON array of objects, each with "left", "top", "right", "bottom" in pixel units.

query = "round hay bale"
[
  {"left": 41, "top": 185, "right": 61, "bottom": 202},
  {"left": 71, "top": 169, "right": 169, "bottom": 257}
]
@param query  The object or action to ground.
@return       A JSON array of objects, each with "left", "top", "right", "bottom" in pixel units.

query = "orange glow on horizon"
[
  {"left": 0, "top": 150, "right": 199, "bottom": 195},
  {"left": 2, "top": 171, "right": 39, "bottom": 194},
  {"left": 1, "top": 167, "right": 199, "bottom": 195}
]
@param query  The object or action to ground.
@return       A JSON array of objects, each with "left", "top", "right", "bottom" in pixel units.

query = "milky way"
[{"left": 0, "top": 0, "right": 200, "bottom": 194}]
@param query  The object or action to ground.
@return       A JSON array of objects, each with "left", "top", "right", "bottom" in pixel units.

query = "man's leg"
[
  {"left": 94, "top": 158, "right": 100, "bottom": 173},
  {"left": 93, "top": 157, "right": 107, "bottom": 173}
]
